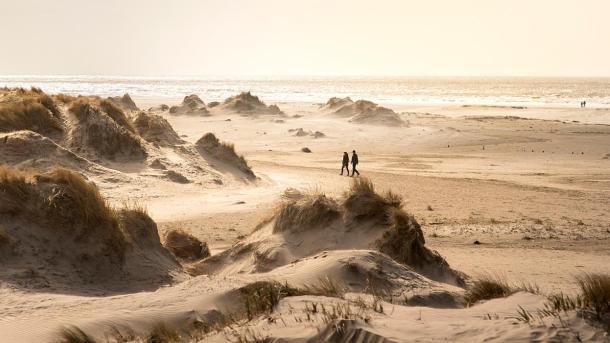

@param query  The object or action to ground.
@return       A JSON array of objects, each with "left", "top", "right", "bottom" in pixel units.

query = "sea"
[{"left": 1, "top": 75, "right": 610, "bottom": 108}]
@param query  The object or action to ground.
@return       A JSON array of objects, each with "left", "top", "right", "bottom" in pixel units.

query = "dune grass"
[
  {"left": 99, "top": 99, "right": 136, "bottom": 133},
  {"left": 464, "top": 275, "right": 514, "bottom": 305},
  {"left": 0, "top": 166, "right": 128, "bottom": 259},
  {"left": 0, "top": 101, "right": 62, "bottom": 133},
  {"left": 302, "top": 276, "right": 346, "bottom": 298},
  {"left": 164, "top": 229, "right": 210, "bottom": 261},
  {"left": 239, "top": 281, "right": 303, "bottom": 320},
  {"left": 146, "top": 323, "right": 182, "bottom": 343},
  {"left": 577, "top": 273, "right": 610, "bottom": 319},
  {"left": 342, "top": 177, "right": 402, "bottom": 221},
  {"left": 196, "top": 133, "right": 255, "bottom": 179},
  {"left": 69, "top": 98, "right": 147, "bottom": 160},
  {"left": 57, "top": 326, "right": 97, "bottom": 343},
  {"left": 273, "top": 191, "right": 340, "bottom": 233},
  {"left": 41, "top": 168, "right": 119, "bottom": 229}
]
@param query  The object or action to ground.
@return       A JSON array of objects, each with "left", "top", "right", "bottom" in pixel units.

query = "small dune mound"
[
  {"left": 169, "top": 94, "right": 209, "bottom": 116},
  {"left": 108, "top": 93, "right": 139, "bottom": 112},
  {"left": 0, "top": 166, "right": 181, "bottom": 290},
  {"left": 320, "top": 96, "right": 354, "bottom": 112},
  {"left": 164, "top": 229, "right": 210, "bottom": 262},
  {"left": 220, "top": 92, "right": 283, "bottom": 115},
  {"left": 195, "top": 133, "right": 255, "bottom": 179},
  {"left": 378, "top": 207, "right": 466, "bottom": 286},
  {"left": 133, "top": 111, "right": 184, "bottom": 146},
  {"left": 193, "top": 178, "right": 465, "bottom": 287},
  {"left": 0, "top": 130, "right": 89, "bottom": 171},
  {"left": 288, "top": 128, "right": 325, "bottom": 138},
  {"left": 69, "top": 100, "right": 147, "bottom": 161},
  {"left": 0, "top": 88, "right": 63, "bottom": 135},
  {"left": 99, "top": 99, "right": 136, "bottom": 133},
  {"left": 321, "top": 97, "right": 406, "bottom": 126}
]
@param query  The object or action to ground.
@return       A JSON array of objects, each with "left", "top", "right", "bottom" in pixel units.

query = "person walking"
[
  {"left": 340, "top": 152, "right": 350, "bottom": 176},
  {"left": 351, "top": 150, "right": 360, "bottom": 177}
]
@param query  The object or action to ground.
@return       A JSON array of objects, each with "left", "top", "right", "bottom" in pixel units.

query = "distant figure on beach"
[
  {"left": 351, "top": 150, "right": 360, "bottom": 177},
  {"left": 340, "top": 152, "right": 350, "bottom": 175},
  {"left": 581, "top": 101, "right": 587, "bottom": 108}
]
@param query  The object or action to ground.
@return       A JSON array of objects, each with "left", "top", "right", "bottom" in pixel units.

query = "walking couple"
[{"left": 341, "top": 150, "right": 360, "bottom": 177}]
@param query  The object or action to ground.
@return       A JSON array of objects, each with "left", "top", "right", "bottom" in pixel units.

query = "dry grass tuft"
[
  {"left": 464, "top": 276, "right": 513, "bottom": 305},
  {"left": 239, "top": 281, "right": 302, "bottom": 320},
  {"left": 41, "top": 168, "right": 118, "bottom": 229},
  {"left": 196, "top": 133, "right": 255, "bottom": 179},
  {"left": 302, "top": 276, "right": 346, "bottom": 298},
  {"left": 273, "top": 191, "right": 340, "bottom": 233},
  {"left": 164, "top": 229, "right": 210, "bottom": 261},
  {"left": 342, "top": 177, "right": 402, "bottom": 221},
  {"left": 117, "top": 202, "right": 163, "bottom": 246},
  {"left": 577, "top": 273, "right": 610, "bottom": 318},
  {"left": 0, "top": 101, "right": 62, "bottom": 134},
  {"left": 146, "top": 323, "right": 182, "bottom": 343},
  {"left": 57, "top": 326, "right": 97, "bottom": 343},
  {"left": 0, "top": 166, "right": 128, "bottom": 260},
  {"left": 54, "top": 93, "right": 77, "bottom": 104},
  {"left": 99, "top": 99, "right": 136, "bottom": 133}
]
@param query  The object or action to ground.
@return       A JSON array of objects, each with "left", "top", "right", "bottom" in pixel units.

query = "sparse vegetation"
[
  {"left": 577, "top": 273, "right": 610, "bottom": 318},
  {"left": 0, "top": 166, "right": 129, "bottom": 262},
  {"left": 99, "top": 99, "right": 136, "bottom": 133},
  {"left": 239, "top": 281, "right": 302, "bottom": 320},
  {"left": 57, "top": 326, "right": 97, "bottom": 343},
  {"left": 514, "top": 274, "right": 610, "bottom": 331},
  {"left": 164, "top": 229, "right": 210, "bottom": 261},
  {"left": 302, "top": 276, "right": 346, "bottom": 298},
  {"left": 196, "top": 133, "right": 255, "bottom": 179},
  {"left": 342, "top": 177, "right": 402, "bottom": 222},
  {"left": 146, "top": 323, "right": 182, "bottom": 343},
  {"left": 273, "top": 191, "right": 340, "bottom": 233},
  {"left": 69, "top": 99, "right": 147, "bottom": 160},
  {"left": 0, "top": 100, "right": 62, "bottom": 134},
  {"left": 465, "top": 276, "right": 514, "bottom": 305}
]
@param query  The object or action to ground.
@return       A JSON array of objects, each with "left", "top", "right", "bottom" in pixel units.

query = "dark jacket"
[
  {"left": 351, "top": 153, "right": 359, "bottom": 165},
  {"left": 342, "top": 153, "right": 349, "bottom": 165}
]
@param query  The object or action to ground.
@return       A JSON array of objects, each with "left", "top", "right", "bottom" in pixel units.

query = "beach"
[{"left": 0, "top": 84, "right": 609, "bottom": 342}]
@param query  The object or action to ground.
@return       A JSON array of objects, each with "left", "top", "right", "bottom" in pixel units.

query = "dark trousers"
[
  {"left": 351, "top": 164, "right": 359, "bottom": 176},
  {"left": 341, "top": 164, "right": 349, "bottom": 175}
]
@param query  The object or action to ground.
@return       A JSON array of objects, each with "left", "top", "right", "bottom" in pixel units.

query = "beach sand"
[{"left": 1, "top": 93, "right": 609, "bottom": 342}]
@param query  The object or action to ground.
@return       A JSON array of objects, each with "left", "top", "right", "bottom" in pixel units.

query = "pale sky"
[{"left": 1, "top": 0, "right": 609, "bottom": 77}]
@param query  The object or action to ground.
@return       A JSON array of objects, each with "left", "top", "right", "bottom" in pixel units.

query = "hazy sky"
[{"left": 2, "top": 0, "right": 609, "bottom": 77}]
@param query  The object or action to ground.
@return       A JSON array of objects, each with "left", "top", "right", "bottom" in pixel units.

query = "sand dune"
[
  {"left": 219, "top": 91, "right": 284, "bottom": 115},
  {"left": 0, "top": 166, "right": 182, "bottom": 293},
  {"left": 1, "top": 88, "right": 609, "bottom": 342},
  {"left": 321, "top": 96, "right": 406, "bottom": 126},
  {"left": 170, "top": 94, "right": 210, "bottom": 116}
]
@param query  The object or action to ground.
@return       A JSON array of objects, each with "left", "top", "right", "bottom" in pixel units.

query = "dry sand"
[{"left": 1, "top": 91, "right": 610, "bottom": 342}]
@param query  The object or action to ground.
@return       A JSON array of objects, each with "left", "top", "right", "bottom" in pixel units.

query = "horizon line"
[{"left": 2, "top": 74, "right": 610, "bottom": 80}]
